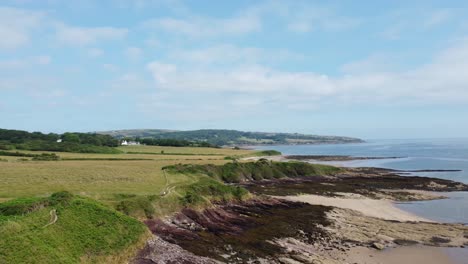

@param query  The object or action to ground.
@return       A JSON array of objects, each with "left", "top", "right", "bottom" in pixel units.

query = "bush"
[
  {"left": 0, "top": 197, "right": 48, "bottom": 216},
  {"left": 32, "top": 153, "right": 60, "bottom": 161},
  {"left": 115, "top": 195, "right": 157, "bottom": 218}
]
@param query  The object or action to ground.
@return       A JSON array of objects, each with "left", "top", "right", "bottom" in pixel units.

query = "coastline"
[
  {"left": 134, "top": 157, "right": 468, "bottom": 263},
  {"left": 274, "top": 192, "right": 467, "bottom": 263}
]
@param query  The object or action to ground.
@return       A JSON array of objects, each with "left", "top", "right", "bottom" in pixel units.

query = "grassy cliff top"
[{"left": 0, "top": 192, "right": 148, "bottom": 264}]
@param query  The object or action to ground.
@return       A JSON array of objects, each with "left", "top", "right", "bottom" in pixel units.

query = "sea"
[
  {"left": 254, "top": 138, "right": 468, "bottom": 262},
  {"left": 255, "top": 138, "right": 468, "bottom": 223}
]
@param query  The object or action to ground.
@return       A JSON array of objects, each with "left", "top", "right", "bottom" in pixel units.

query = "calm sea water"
[{"left": 254, "top": 138, "right": 468, "bottom": 224}]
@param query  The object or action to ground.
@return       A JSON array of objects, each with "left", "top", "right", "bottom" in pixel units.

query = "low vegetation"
[
  {"left": 99, "top": 128, "right": 364, "bottom": 146},
  {"left": 0, "top": 150, "right": 60, "bottom": 161},
  {"left": 0, "top": 192, "right": 147, "bottom": 264},
  {"left": 164, "top": 160, "right": 342, "bottom": 183},
  {"left": 180, "top": 177, "right": 249, "bottom": 206},
  {"left": 0, "top": 128, "right": 120, "bottom": 154},
  {"left": 225, "top": 149, "right": 282, "bottom": 160},
  {"left": 138, "top": 138, "right": 217, "bottom": 148}
]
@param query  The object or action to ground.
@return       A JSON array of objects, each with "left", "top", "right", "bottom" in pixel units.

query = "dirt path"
[
  {"left": 43, "top": 209, "right": 58, "bottom": 228},
  {"left": 160, "top": 169, "right": 172, "bottom": 197}
]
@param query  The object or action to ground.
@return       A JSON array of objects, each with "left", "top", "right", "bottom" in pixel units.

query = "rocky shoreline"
[
  {"left": 132, "top": 166, "right": 468, "bottom": 263},
  {"left": 284, "top": 155, "right": 403, "bottom": 162}
]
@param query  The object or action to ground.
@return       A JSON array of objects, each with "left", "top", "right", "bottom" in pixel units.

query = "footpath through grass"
[{"left": 0, "top": 192, "right": 148, "bottom": 264}]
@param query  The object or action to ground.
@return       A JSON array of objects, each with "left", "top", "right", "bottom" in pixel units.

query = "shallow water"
[
  {"left": 396, "top": 192, "right": 468, "bottom": 224},
  {"left": 254, "top": 138, "right": 468, "bottom": 223},
  {"left": 256, "top": 139, "right": 468, "bottom": 262}
]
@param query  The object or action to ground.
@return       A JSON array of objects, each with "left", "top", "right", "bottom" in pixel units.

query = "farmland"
[{"left": 0, "top": 145, "right": 257, "bottom": 204}]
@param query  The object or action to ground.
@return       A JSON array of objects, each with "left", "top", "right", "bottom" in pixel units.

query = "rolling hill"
[{"left": 97, "top": 129, "right": 364, "bottom": 146}]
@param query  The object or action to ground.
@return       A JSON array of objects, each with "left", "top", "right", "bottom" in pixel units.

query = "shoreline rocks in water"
[
  {"left": 242, "top": 167, "right": 468, "bottom": 200},
  {"left": 285, "top": 155, "right": 404, "bottom": 161}
]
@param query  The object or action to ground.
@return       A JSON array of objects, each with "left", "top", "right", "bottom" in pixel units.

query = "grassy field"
[{"left": 0, "top": 146, "right": 258, "bottom": 203}]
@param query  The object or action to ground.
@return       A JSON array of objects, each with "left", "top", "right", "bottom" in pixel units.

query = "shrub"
[{"left": 32, "top": 153, "right": 60, "bottom": 161}]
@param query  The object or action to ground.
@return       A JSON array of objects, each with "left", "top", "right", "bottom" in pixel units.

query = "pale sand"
[
  {"left": 279, "top": 193, "right": 431, "bottom": 222},
  {"left": 345, "top": 246, "right": 458, "bottom": 264}
]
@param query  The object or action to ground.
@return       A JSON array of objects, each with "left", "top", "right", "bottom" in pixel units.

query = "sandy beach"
[
  {"left": 344, "top": 245, "right": 458, "bottom": 264},
  {"left": 279, "top": 193, "right": 431, "bottom": 222},
  {"left": 276, "top": 193, "right": 468, "bottom": 263}
]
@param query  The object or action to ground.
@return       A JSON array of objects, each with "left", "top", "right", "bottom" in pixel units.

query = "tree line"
[{"left": 0, "top": 129, "right": 120, "bottom": 154}]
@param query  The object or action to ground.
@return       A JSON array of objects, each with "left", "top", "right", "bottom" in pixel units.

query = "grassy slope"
[
  {"left": 0, "top": 192, "right": 148, "bottom": 264},
  {"left": 165, "top": 160, "right": 342, "bottom": 183}
]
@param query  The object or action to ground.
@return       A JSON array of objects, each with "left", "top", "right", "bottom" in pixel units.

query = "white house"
[
  {"left": 56, "top": 139, "right": 62, "bottom": 143},
  {"left": 121, "top": 140, "right": 140, "bottom": 146}
]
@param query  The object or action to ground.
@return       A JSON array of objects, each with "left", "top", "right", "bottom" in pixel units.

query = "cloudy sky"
[{"left": 1, "top": 0, "right": 468, "bottom": 139}]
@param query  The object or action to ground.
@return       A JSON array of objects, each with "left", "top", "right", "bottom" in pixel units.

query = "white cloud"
[
  {"left": 143, "top": 14, "right": 261, "bottom": 37},
  {"left": 147, "top": 38, "right": 468, "bottom": 106},
  {"left": 245, "top": 0, "right": 361, "bottom": 33},
  {"left": 87, "top": 48, "right": 104, "bottom": 58},
  {"left": 110, "top": 73, "right": 149, "bottom": 91},
  {"left": 168, "top": 44, "right": 304, "bottom": 65},
  {"left": 115, "top": 0, "right": 189, "bottom": 14},
  {"left": 380, "top": 8, "right": 456, "bottom": 40},
  {"left": 103, "top": 63, "right": 119, "bottom": 71},
  {"left": 424, "top": 9, "right": 453, "bottom": 28},
  {"left": 125, "top": 47, "right": 143, "bottom": 60},
  {"left": 0, "top": 7, "right": 45, "bottom": 49},
  {"left": 340, "top": 54, "right": 397, "bottom": 74},
  {"left": 147, "top": 62, "right": 176, "bottom": 84},
  {"left": 287, "top": 21, "right": 312, "bottom": 33},
  {"left": 145, "top": 37, "right": 160, "bottom": 47},
  {"left": 0, "top": 55, "right": 51, "bottom": 70},
  {"left": 55, "top": 24, "right": 128, "bottom": 46},
  {"left": 287, "top": 14, "right": 360, "bottom": 33}
]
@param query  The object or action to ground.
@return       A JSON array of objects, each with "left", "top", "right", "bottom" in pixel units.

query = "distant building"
[
  {"left": 121, "top": 140, "right": 140, "bottom": 146},
  {"left": 56, "top": 139, "right": 62, "bottom": 143}
]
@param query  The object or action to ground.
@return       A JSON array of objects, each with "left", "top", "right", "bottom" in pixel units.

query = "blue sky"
[{"left": 1, "top": 0, "right": 468, "bottom": 139}]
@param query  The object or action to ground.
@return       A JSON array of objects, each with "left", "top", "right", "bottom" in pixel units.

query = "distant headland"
[{"left": 97, "top": 129, "right": 364, "bottom": 146}]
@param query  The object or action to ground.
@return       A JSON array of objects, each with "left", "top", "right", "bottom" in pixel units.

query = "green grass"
[
  {"left": 117, "top": 145, "right": 254, "bottom": 155},
  {"left": 0, "top": 146, "right": 259, "bottom": 201},
  {"left": 165, "top": 160, "right": 342, "bottom": 183},
  {"left": 0, "top": 192, "right": 148, "bottom": 264},
  {"left": 224, "top": 149, "right": 282, "bottom": 160},
  {"left": 180, "top": 177, "right": 249, "bottom": 206},
  {"left": 0, "top": 146, "right": 270, "bottom": 263},
  {"left": 0, "top": 144, "right": 343, "bottom": 263}
]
